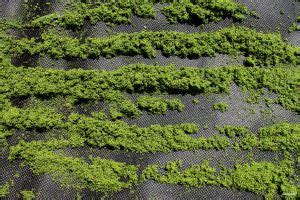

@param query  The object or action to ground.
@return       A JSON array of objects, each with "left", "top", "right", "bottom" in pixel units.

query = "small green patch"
[{"left": 213, "top": 102, "right": 229, "bottom": 112}]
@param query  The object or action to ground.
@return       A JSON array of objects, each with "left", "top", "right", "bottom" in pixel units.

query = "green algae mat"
[{"left": 1, "top": 0, "right": 299, "bottom": 199}]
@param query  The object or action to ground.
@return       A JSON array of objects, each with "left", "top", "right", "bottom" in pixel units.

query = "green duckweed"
[
  {"left": 20, "top": 190, "right": 35, "bottom": 200},
  {"left": 3, "top": 26, "right": 299, "bottom": 66},
  {"left": 10, "top": 147, "right": 138, "bottom": 195},
  {"left": 1, "top": 64, "right": 299, "bottom": 113},
  {"left": 141, "top": 154, "right": 297, "bottom": 199},
  {"left": 213, "top": 102, "right": 229, "bottom": 112},
  {"left": 136, "top": 96, "right": 185, "bottom": 114},
  {"left": 162, "top": 0, "right": 256, "bottom": 25}
]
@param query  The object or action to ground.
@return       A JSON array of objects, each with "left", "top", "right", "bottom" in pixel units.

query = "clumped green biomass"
[
  {"left": 1, "top": 64, "right": 299, "bottom": 113},
  {"left": 141, "top": 154, "right": 297, "bottom": 200},
  {"left": 2, "top": 27, "right": 299, "bottom": 66},
  {"left": 136, "top": 96, "right": 185, "bottom": 114},
  {"left": 162, "top": 0, "right": 256, "bottom": 25}
]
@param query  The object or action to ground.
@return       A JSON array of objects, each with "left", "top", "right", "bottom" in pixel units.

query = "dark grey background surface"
[{"left": 0, "top": 0, "right": 299, "bottom": 199}]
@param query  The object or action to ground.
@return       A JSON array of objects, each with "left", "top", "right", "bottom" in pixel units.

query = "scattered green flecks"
[{"left": 213, "top": 102, "right": 229, "bottom": 112}]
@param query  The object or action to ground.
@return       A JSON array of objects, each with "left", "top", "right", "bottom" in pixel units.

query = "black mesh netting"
[{"left": 0, "top": 0, "right": 299, "bottom": 199}]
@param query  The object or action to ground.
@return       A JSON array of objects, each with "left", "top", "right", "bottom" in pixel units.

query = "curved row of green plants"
[
  {"left": 24, "top": 0, "right": 253, "bottom": 29},
  {"left": 1, "top": 64, "right": 299, "bottom": 113},
  {"left": 141, "top": 153, "right": 297, "bottom": 200},
  {"left": 3, "top": 26, "right": 299, "bottom": 66},
  {"left": 2, "top": 102, "right": 299, "bottom": 154},
  {"left": 8, "top": 135, "right": 298, "bottom": 199}
]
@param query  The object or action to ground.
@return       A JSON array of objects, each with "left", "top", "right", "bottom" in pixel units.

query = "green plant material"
[
  {"left": 220, "top": 123, "right": 300, "bottom": 152},
  {"left": 1, "top": 64, "right": 299, "bottom": 113},
  {"left": 30, "top": 1, "right": 155, "bottom": 28},
  {"left": 213, "top": 102, "right": 229, "bottom": 112},
  {"left": 10, "top": 147, "right": 138, "bottom": 195},
  {"left": 68, "top": 113, "right": 229, "bottom": 152},
  {"left": 218, "top": 125, "right": 249, "bottom": 137},
  {"left": 193, "top": 98, "right": 200, "bottom": 104},
  {"left": 0, "top": 127, "right": 12, "bottom": 149},
  {"left": 20, "top": 190, "right": 35, "bottom": 200},
  {"left": 3, "top": 26, "right": 299, "bottom": 66},
  {"left": 0, "top": 107, "right": 64, "bottom": 131},
  {"left": 136, "top": 96, "right": 185, "bottom": 114},
  {"left": 0, "top": 182, "right": 10, "bottom": 197},
  {"left": 162, "top": 0, "right": 255, "bottom": 25},
  {"left": 258, "top": 122, "right": 300, "bottom": 152},
  {"left": 141, "top": 155, "right": 297, "bottom": 199}
]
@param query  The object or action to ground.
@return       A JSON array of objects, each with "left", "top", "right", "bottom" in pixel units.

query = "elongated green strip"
[
  {"left": 162, "top": 0, "right": 255, "bottom": 24},
  {"left": 1, "top": 64, "right": 299, "bottom": 113},
  {"left": 218, "top": 123, "right": 300, "bottom": 152},
  {"left": 141, "top": 155, "right": 297, "bottom": 200},
  {"left": 136, "top": 96, "right": 185, "bottom": 114},
  {"left": 3, "top": 27, "right": 299, "bottom": 66},
  {"left": 9, "top": 145, "right": 138, "bottom": 194},
  {"left": 67, "top": 113, "right": 229, "bottom": 153},
  {"left": 30, "top": 1, "right": 155, "bottom": 28},
  {"left": 26, "top": 0, "right": 251, "bottom": 29}
]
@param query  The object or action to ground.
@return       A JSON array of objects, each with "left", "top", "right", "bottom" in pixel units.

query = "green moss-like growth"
[
  {"left": 162, "top": 0, "right": 255, "bottom": 25},
  {"left": 30, "top": 1, "right": 155, "bottom": 28},
  {"left": 1, "top": 64, "right": 299, "bottom": 113},
  {"left": 20, "top": 190, "right": 35, "bottom": 200},
  {"left": 218, "top": 125, "right": 249, "bottom": 137},
  {"left": 10, "top": 147, "right": 138, "bottom": 195},
  {"left": 219, "top": 123, "right": 300, "bottom": 152},
  {"left": 68, "top": 113, "right": 229, "bottom": 152},
  {"left": 141, "top": 156, "right": 297, "bottom": 199},
  {"left": 136, "top": 96, "right": 185, "bottom": 114},
  {"left": 0, "top": 182, "right": 10, "bottom": 197},
  {"left": 213, "top": 102, "right": 229, "bottom": 112},
  {"left": 3, "top": 26, "right": 299, "bottom": 66}
]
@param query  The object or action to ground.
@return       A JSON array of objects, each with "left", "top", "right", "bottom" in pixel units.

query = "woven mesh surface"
[{"left": 1, "top": 0, "right": 299, "bottom": 199}]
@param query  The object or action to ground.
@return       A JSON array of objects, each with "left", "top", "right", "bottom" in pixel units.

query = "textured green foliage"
[
  {"left": 142, "top": 155, "right": 297, "bottom": 199},
  {"left": 20, "top": 190, "right": 35, "bottom": 200},
  {"left": 0, "top": 107, "right": 64, "bottom": 131},
  {"left": 26, "top": 0, "right": 251, "bottom": 28},
  {"left": 220, "top": 123, "right": 300, "bottom": 152},
  {"left": 136, "top": 96, "right": 185, "bottom": 114},
  {"left": 213, "top": 102, "right": 229, "bottom": 112},
  {"left": 1, "top": 64, "right": 299, "bottom": 113},
  {"left": 162, "top": 0, "right": 255, "bottom": 25},
  {"left": 218, "top": 125, "right": 249, "bottom": 137},
  {"left": 10, "top": 146, "right": 138, "bottom": 194},
  {"left": 68, "top": 113, "right": 229, "bottom": 152},
  {"left": 0, "top": 182, "right": 10, "bottom": 197},
  {"left": 30, "top": 1, "right": 155, "bottom": 28},
  {"left": 4, "top": 27, "right": 299, "bottom": 66}
]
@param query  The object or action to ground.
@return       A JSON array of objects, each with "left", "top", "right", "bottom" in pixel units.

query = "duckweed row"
[
  {"left": 162, "top": 0, "right": 255, "bottom": 25},
  {"left": 27, "top": 0, "right": 252, "bottom": 29},
  {"left": 1, "top": 64, "right": 299, "bottom": 113},
  {"left": 141, "top": 154, "right": 297, "bottom": 200},
  {"left": 2, "top": 103, "right": 298, "bottom": 154},
  {"left": 3, "top": 27, "right": 299, "bottom": 66},
  {"left": 10, "top": 147, "right": 138, "bottom": 194},
  {"left": 136, "top": 96, "right": 185, "bottom": 114},
  {"left": 8, "top": 131, "right": 297, "bottom": 198}
]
